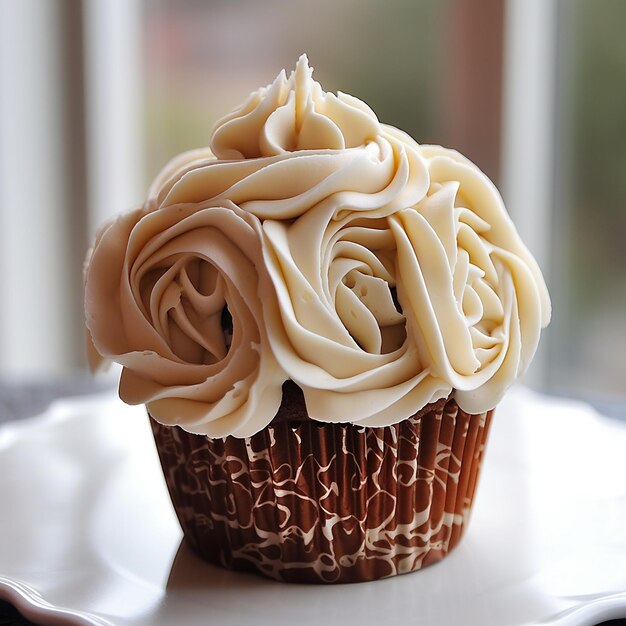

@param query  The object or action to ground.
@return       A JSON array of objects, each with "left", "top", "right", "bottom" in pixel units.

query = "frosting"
[
  {"left": 84, "top": 201, "right": 285, "bottom": 437},
  {"left": 259, "top": 202, "right": 451, "bottom": 425},
  {"left": 84, "top": 54, "right": 551, "bottom": 436},
  {"left": 152, "top": 56, "right": 429, "bottom": 220}
]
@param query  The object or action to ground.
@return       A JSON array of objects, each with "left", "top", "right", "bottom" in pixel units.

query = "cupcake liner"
[{"left": 150, "top": 396, "right": 493, "bottom": 584}]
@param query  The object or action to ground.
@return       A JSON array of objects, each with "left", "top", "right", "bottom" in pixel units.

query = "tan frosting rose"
[
  {"left": 84, "top": 200, "right": 285, "bottom": 437},
  {"left": 259, "top": 202, "right": 451, "bottom": 426},
  {"left": 85, "top": 55, "right": 551, "bottom": 435},
  {"left": 256, "top": 147, "right": 550, "bottom": 425},
  {"left": 391, "top": 145, "right": 551, "bottom": 415}
]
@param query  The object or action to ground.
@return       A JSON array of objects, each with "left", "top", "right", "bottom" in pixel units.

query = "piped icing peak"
[
  {"left": 84, "top": 55, "right": 551, "bottom": 437},
  {"left": 210, "top": 54, "right": 380, "bottom": 159}
]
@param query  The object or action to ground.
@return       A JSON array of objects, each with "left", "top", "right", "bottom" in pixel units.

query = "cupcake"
[{"left": 84, "top": 55, "right": 550, "bottom": 583}]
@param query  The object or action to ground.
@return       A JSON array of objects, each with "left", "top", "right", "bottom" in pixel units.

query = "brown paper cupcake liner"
[{"left": 150, "top": 392, "right": 493, "bottom": 584}]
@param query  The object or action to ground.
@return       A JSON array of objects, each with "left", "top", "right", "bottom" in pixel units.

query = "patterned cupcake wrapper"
[{"left": 150, "top": 398, "right": 493, "bottom": 584}]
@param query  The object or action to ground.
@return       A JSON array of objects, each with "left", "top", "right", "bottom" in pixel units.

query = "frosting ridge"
[{"left": 211, "top": 54, "right": 380, "bottom": 158}]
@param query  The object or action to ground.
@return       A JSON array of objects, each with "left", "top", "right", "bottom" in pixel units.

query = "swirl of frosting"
[
  {"left": 390, "top": 145, "right": 551, "bottom": 414},
  {"left": 84, "top": 200, "right": 286, "bottom": 437},
  {"left": 149, "top": 55, "right": 429, "bottom": 221},
  {"left": 258, "top": 145, "right": 550, "bottom": 424},
  {"left": 258, "top": 202, "right": 450, "bottom": 426}
]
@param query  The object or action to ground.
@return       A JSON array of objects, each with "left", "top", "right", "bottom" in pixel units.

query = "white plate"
[{"left": 1, "top": 387, "right": 626, "bottom": 626}]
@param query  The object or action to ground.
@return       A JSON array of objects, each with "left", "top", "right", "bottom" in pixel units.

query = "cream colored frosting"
[
  {"left": 85, "top": 54, "right": 551, "bottom": 435},
  {"left": 85, "top": 201, "right": 285, "bottom": 437},
  {"left": 152, "top": 56, "right": 429, "bottom": 220}
]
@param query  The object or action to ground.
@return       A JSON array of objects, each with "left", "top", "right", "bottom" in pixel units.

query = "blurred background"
[{"left": 0, "top": 0, "right": 624, "bottom": 414}]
